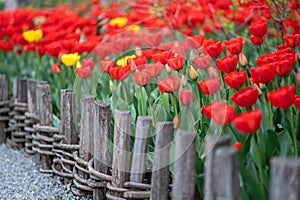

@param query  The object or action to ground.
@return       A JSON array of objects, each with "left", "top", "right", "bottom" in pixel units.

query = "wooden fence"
[{"left": 0, "top": 75, "right": 300, "bottom": 200}]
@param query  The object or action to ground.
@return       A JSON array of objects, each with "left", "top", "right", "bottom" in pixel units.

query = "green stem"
[
  {"left": 140, "top": 87, "right": 146, "bottom": 116},
  {"left": 284, "top": 76, "right": 289, "bottom": 86},
  {"left": 144, "top": 86, "right": 153, "bottom": 117},
  {"left": 122, "top": 81, "right": 128, "bottom": 106},
  {"left": 289, "top": 107, "right": 298, "bottom": 156},
  {"left": 265, "top": 93, "right": 274, "bottom": 130},
  {"left": 170, "top": 92, "right": 178, "bottom": 115},
  {"left": 253, "top": 134, "right": 266, "bottom": 199}
]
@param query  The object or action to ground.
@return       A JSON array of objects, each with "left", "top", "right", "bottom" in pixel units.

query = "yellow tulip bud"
[
  {"left": 23, "top": 29, "right": 43, "bottom": 43},
  {"left": 189, "top": 65, "right": 198, "bottom": 80}
]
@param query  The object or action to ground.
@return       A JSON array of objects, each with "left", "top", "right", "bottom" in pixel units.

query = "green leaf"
[
  {"left": 276, "top": 129, "right": 293, "bottom": 156},
  {"left": 53, "top": 114, "right": 60, "bottom": 128}
]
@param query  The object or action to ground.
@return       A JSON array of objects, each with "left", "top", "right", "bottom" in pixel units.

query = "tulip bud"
[
  {"left": 297, "top": 69, "right": 300, "bottom": 87},
  {"left": 135, "top": 46, "right": 142, "bottom": 57},
  {"left": 239, "top": 52, "right": 248, "bottom": 67},
  {"left": 181, "top": 75, "right": 187, "bottom": 86},
  {"left": 189, "top": 65, "right": 198, "bottom": 80},
  {"left": 52, "top": 64, "right": 61, "bottom": 74},
  {"left": 173, "top": 115, "right": 180, "bottom": 129},
  {"left": 233, "top": 142, "right": 242, "bottom": 151},
  {"left": 165, "top": 63, "right": 172, "bottom": 73},
  {"left": 259, "top": 83, "right": 266, "bottom": 90},
  {"left": 109, "top": 80, "right": 115, "bottom": 93}
]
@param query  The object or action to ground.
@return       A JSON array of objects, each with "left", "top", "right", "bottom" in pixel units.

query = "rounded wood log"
[
  {"left": 110, "top": 110, "right": 131, "bottom": 198},
  {"left": 0, "top": 75, "right": 8, "bottom": 144},
  {"left": 173, "top": 130, "right": 196, "bottom": 200},
  {"left": 151, "top": 122, "right": 174, "bottom": 200},
  {"left": 214, "top": 146, "right": 241, "bottom": 200},
  {"left": 270, "top": 158, "right": 300, "bottom": 200},
  {"left": 130, "top": 116, "right": 152, "bottom": 183},
  {"left": 93, "top": 101, "right": 111, "bottom": 200},
  {"left": 204, "top": 135, "right": 231, "bottom": 200}
]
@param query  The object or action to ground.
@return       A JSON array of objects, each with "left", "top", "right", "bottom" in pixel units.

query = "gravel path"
[{"left": 0, "top": 144, "right": 91, "bottom": 200}]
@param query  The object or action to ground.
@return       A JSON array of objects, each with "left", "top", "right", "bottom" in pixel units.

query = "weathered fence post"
[
  {"left": 72, "top": 94, "right": 95, "bottom": 196},
  {"left": 36, "top": 83, "right": 54, "bottom": 172},
  {"left": 151, "top": 122, "right": 174, "bottom": 200},
  {"left": 214, "top": 146, "right": 240, "bottom": 200},
  {"left": 107, "top": 110, "right": 131, "bottom": 199},
  {"left": 24, "top": 79, "right": 39, "bottom": 154},
  {"left": 60, "top": 89, "right": 78, "bottom": 184},
  {"left": 32, "top": 81, "right": 47, "bottom": 164},
  {"left": 0, "top": 75, "right": 8, "bottom": 144},
  {"left": 173, "top": 130, "right": 196, "bottom": 200},
  {"left": 270, "top": 158, "right": 300, "bottom": 200},
  {"left": 93, "top": 101, "right": 111, "bottom": 200},
  {"left": 11, "top": 77, "right": 27, "bottom": 148},
  {"left": 130, "top": 116, "right": 152, "bottom": 183},
  {"left": 204, "top": 135, "right": 240, "bottom": 200}
]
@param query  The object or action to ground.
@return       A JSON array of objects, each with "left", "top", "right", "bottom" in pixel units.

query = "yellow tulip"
[
  {"left": 61, "top": 52, "right": 81, "bottom": 67},
  {"left": 126, "top": 25, "right": 140, "bottom": 32},
  {"left": 109, "top": 17, "right": 128, "bottom": 28},
  {"left": 23, "top": 29, "right": 43, "bottom": 43},
  {"left": 116, "top": 55, "right": 136, "bottom": 67}
]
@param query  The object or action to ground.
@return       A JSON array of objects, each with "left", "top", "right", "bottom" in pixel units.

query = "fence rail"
[{"left": 0, "top": 75, "right": 299, "bottom": 200}]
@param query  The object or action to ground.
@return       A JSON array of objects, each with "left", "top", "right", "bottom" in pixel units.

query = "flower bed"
[{"left": 1, "top": 0, "right": 300, "bottom": 199}]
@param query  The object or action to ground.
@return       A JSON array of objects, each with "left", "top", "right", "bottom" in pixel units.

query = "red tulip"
[
  {"left": 216, "top": 55, "right": 238, "bottom": 73},
  {"left": 274, "top": 59, "right": 294, "bottom": 77},
  {"left": 250, "top": 65, "right": 275, "bottom": 84},
  {"left": 167, "top": 56, "right": 184, "bottom": 71},
  {"left": 284, "top": 34, "right": 300, "bottom": 47},
  {"left": 202, "top": 101, "right": 235, "bottom": 125},
  {"left": 204, "top": 41, "right": 224, "bottom": 58},
  {"left": 145, "top": 62, "right": 164, "bottom": 77},
  {"left": 250, "top": 35, "right": 265, "bottom": 46},
  {"left": 295, "top": 96, "right": 300, "bottom": 110},
  {"left": 179, "top": 88, "right": 193, "bottom": 106},
  {"left": 153, "top": 51, "right": 174, "bottom": 65},
  {"left": 127, "top": 56, "right": 146, "bottom": 70},
  {"left": 234, "top": 109, "right": 262, "bottom": 134},
  {"left": 224, "top": 37, "right": 244, "bottom": 55},
  {"left": 199, "top": 77, "right": 221, "bottom": 95},
  {"left": 249, "top": 21, "right": 268, "bottom": 37},
  {"left": 193, "top": 55, "right": 210, "bottom": 70},
  {"left": 233, "top": 142, "right": 242, "bottom": 151},
  {"left": 52, "top": 64, "right": 61, "bottom": 74},
  {"left": 109, "top": 65, "right": 131, "bottom": 81},
  {"left": 173, "top": 115, "right": 180, "bottom": 129},
  {"left": 231, "top": 87, "right": 259, "bottom": 107},
  {"left": 145, "top": 32, "right": 163, "bottom": 47},
  {"left": 100, "top": 59, "right": 114, "bottom": 73},
  {"left": 267, "top": 85, "right": 296, "bottom": 109},
  {"left": 158, "top": 76, "right": 180, "bottom": 93},
  {"left": 76, "top": 57, "right": 95, "bottom": 79},
  {"left": 133, "top": 71, "right": 152, "bottom": 86},
  {"left": 224, "top": 70, "right": 247, "bottom": 89}
]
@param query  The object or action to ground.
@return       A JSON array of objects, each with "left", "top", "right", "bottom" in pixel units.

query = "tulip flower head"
[
  {"left": 61, "top": 52, "right": 81, "bottom": 67},
  {"left": 23, "top": 29, "right": 43, "bottom": 43}
]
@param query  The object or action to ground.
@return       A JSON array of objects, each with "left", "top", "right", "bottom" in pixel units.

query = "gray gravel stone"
[{"left": 0, "top": 144, "right": 91, "bottom": 200}]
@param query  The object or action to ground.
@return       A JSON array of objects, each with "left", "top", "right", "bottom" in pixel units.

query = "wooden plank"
[
  {"left": 111, "top": 110, "right": 131, "bottom": 198},
  {"left": 60, "top": 89, "right": 78, "bottom": 184},
  {"left": 214, "top": 146, "right": 240, "bottom": 200},
  {"left": 173, "top": 130, "right": 196, "bottom": 200},
  {"left": 27, "top": 80, "right": 38, "bottom": 114},
  {"left": 79, "top": 94, "right": 95, "bottom": 161},
  {"left": 0, "top": 75, "right": 8, "bottom": 101},
  {"left": 36, "top": 83, "right": 53, "bottom": 170},
  {"left": 60, "top": 89, "right": 78, "bottom": 143},
  {"left": 151, "top": 122, "right": 174, "bottom": 200},
  {"left": 34, "top": 81, "right": 47, "bottom": 164},
  {"left": 270, "top": 158, "right": 300, "bottom": 200},
  {"left": 93, "top": 101, "right": 111, "bottom": 200},
  {"left": 130, "top": 116, "right": 152, "bottom": 183},
  {"left": 204, "top": 135, "right": 231, "bottom": 200},
  {"left": 0, "top": 75, "right": 8, "bottom": 144},
  {"left": 17, "top": 78, "right": 27, "bottom": 103}
]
